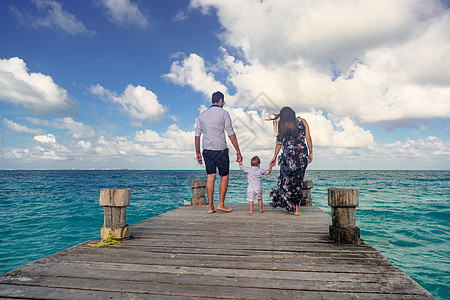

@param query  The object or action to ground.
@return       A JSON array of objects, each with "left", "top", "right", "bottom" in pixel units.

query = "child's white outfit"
[{"left": 240, "top": 165, "right": 269, "bottom": 201}]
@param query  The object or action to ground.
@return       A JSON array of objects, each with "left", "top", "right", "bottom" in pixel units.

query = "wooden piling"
[
  {"left": 301, "top": 180, "right": 313, "bottom": 206},
  {"left": 191, "top": 179, "right": 207, "bottom": 205},
  {"left": 99, "top": 188, "right": 131, "bottom": 240},
  {"left": 328, "top": 188, "right": 361, "bottom": 244}
]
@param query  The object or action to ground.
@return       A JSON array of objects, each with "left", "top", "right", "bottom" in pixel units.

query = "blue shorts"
[{"left": 203, "top": 149, "right": 230, "bottom": 176}]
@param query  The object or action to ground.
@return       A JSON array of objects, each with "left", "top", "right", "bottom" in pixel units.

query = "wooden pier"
[{"left": 0, "top": 204, "right": 434, "bottom": 299}]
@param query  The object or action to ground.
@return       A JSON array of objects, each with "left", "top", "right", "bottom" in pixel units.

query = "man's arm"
[
  {"left": 195, "top": 136, "right": 202, "bottom": 164},
  {"left": 228, "top": 134, "right": 242, "bottom": 162}
]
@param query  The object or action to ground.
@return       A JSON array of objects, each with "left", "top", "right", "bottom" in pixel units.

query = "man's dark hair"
[{"left": 212, "top": 91, "right": 224, "bottom": 104}]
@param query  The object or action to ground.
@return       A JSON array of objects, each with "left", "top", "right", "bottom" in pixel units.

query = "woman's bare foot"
[
  {"left": 294, "top": 205, "right": 300, "bottom": 216},
  {"left": 217, "top": 206, "right": 232, "bottom": 212}
]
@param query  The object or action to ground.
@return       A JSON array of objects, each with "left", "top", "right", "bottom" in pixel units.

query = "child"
[{"left": 239, "top": 156, "right": 273, "bottom": 214}]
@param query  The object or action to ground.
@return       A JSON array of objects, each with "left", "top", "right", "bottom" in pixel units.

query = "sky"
[{"left": 0, "top": 0, "right": 449, "bottom": 170}]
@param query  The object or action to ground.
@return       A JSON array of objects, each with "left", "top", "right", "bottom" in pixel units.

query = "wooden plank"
[
  {"left": 66, "top": 246, "right": 392, "bottom": 266},
  {"left": 1, "top": 272, "right": 432, "bottom": 297},
  {"left": 0, "top": 204, "right": 435, "bottom": 299},
  {"left": 38, "top": 254, "right": 402, "bottom": 274},
  {"left": 6, "top": 259, "right": 410, "bottom": 283},
  {"left": 0, "top": 283, "right": 211, "bottom": 300},
  {"left": 78, "top": 243, "right": 387, "bottom": 259}
]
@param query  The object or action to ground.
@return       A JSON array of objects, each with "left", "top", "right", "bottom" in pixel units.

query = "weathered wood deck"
[{"left": 0, "top": 204, "right": 434, "bottom": 299}]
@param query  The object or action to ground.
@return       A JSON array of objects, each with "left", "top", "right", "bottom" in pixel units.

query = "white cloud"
[
  {"left": 163, "top": 53, "right": 228, "bottom": 100},
  {"left": 5, "top": 141, "right": 68, "bottom": 161},
  {"left": 134, "top": 124, "right": 194, "bottom": 155},
  {"left": 190, "top": 0, "right": 443, "bottom": 66},
  {"left": 0, "top": 57, "right": 76, "bottom": 116},
  {"left": 173, "top": 10, "right": 188, "bottom": 22},
  {"left": 184, "top": 0, "right": 450, "bottom": 124},
  {"left": 161, "top": 0, "right": 449, "bottom": 169},
  {"left": 57, "top": 117, "right": 95, "bottom": 139},
  {"left": 91, "top": 84, "right": 167, "bottom": 124},
  {"left": 77, "top": 140, "right": 92, "bottom": 151},
  {"left": 34, "top": 133, "right": 56, "bottom": 144},
  {"left": 3, "top": 118, "right": 44, "bottom": 135},
  {"left": 383, "top": 136, "right": 450, "bottom": 158},
  {"left": 99, "top": 0, "right": 149, "bottom": 28},
  {"left": 302, "top": 111, "right": 375, "bottom": 148},
  {"left": 134, "top": 129, "right": 165, "bottom": 144},
  {"left": 26, "top": 117, "right": 96, "bottom": 139},
  {"left": 10, "top": 0, "right": 93, "bottom": 35}
]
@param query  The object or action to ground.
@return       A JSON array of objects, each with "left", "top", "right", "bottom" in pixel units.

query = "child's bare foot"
[
  {"left": 260, "top": 210, "right": 264, "bottom": 213},
  {"left": 217, "top": 206, "right": 232, "bottom": 212},
  {"left": 248, "top": 211, "right": 253, "bottom": 214}
]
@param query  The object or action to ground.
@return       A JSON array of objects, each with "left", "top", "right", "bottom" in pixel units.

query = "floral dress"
[{"left": 270, "top": 118, "right": 309, "bottom": 211}]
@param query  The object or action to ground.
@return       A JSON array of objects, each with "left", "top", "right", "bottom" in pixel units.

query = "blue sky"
[{"left": 0, "top": 0, "right": 449, "bottom": 170}]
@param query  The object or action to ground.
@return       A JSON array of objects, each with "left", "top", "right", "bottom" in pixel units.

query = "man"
[{"left": 195, "top": 91, "right": 242, "bottom": 213}]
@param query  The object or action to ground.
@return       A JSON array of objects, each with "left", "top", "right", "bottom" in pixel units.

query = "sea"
[{"left": 0, "top": 170, "right": 448, "bottom": 299}]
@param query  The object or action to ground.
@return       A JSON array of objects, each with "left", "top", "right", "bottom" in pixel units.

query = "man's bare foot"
[
  {"left": 248, "top": 211, "right": 253, "bottom": 214},
  {"left": 217, "top": 206, "right": 232, "bottom": 212},
  {"left": 208, "top": 208, "right": 216, "bottom": 214}
]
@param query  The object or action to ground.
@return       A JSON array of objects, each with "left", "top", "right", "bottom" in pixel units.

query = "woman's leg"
[{"left": 294, "top": 204, "right": 300, "bottom": 216}]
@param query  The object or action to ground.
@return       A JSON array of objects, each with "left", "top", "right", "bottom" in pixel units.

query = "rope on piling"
[{"left": 88, "top": 225, "right": 131, "bottom": 248}]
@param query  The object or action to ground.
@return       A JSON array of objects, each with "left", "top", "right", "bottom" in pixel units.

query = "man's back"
[{"left": 195, "top": 106, "right": 235, "bottom": 151}]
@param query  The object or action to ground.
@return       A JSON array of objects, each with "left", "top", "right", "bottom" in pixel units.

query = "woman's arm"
[
  {"left": 270, "top": 143, "right": 282, "bottom": 166},
  {"left": 301, "top": 118, "right": 313, "bottom": 163}
]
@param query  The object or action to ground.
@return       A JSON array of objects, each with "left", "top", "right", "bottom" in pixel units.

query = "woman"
[{"left": 268, "top": 107, "right": 313, "bottom": 216}]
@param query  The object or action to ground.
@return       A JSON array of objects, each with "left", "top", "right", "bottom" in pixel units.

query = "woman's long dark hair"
[{"left": 267, "top": 107, "right": 299, "bottom": 140}]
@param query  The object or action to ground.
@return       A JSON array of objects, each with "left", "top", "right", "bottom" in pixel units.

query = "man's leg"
[
  {"left": 206, "top": 173, "right": 216, "bottom": 213},
  {"left": 217, "top": 174, "right": 231, "bottom": 212}
]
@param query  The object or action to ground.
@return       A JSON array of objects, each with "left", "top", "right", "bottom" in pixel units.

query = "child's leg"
[
  {"left": 258, "top": 199, "right": 264, "bottom": 213},
  {"left": 248, "top": 201, "right": 254, "bottom": 214}
]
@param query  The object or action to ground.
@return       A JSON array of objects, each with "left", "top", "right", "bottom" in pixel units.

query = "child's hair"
[{"left": 251, "top": 156, "right": 260, "bottom": 166}]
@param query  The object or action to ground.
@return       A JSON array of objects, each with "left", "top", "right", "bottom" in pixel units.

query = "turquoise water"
[{"left": 0, "top": 170, "right": 448, "bottom": 299}]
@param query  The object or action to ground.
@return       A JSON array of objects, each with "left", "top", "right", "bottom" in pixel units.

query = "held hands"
[
  {"left": 236, "top": 152, "right": 243, "bottom": 163},
  {"left": 270, "top": 157, "right": 277, "bottom": 167},
  {"left": 308, "top": 152, "right": 313, "bottom": 163}
]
